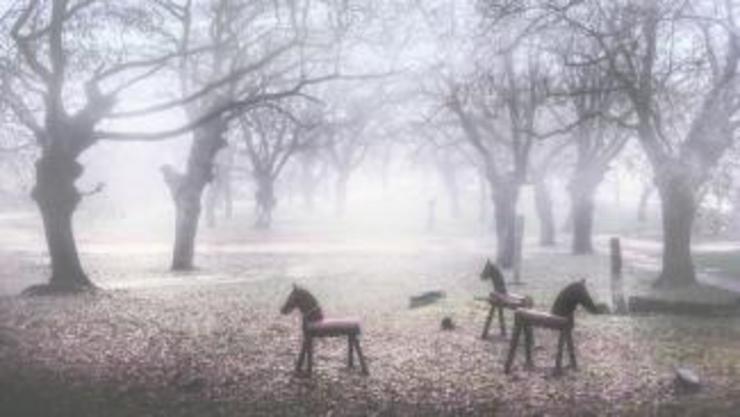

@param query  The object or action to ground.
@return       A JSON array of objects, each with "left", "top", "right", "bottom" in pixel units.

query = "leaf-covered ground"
[{"left": 1, "top": 217, "right": 739, "bottom": 416}]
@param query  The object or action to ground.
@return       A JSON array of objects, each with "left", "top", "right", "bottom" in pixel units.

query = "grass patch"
[{"left": 694, "top": 250, "right": 740, "bottom": 280}]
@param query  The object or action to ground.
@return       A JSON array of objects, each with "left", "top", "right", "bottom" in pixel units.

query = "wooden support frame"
[{"left": 504, "top": 309, "right": 576, "bottom": 375}]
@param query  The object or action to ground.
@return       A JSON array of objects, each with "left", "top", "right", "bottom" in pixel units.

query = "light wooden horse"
[
  {"left": 504, "top": 280, "right": 604, "bottom": 374},
  {"left": 280, "top": 285, "right": 368, "bottom": 375},
  {"left": 480, "top": 260, "right": 532, "bottom": 338}
]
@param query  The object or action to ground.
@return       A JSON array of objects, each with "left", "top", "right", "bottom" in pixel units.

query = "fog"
[{"left": 1, "top": 1, "right": 740, "bottom": 416}]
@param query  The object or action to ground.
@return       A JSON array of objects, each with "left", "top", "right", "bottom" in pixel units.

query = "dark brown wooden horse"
[
  {"left": 280, "top": 284, "right": 368, "bottom": 375},
  {"left": 480, "top": 259, "right": 532, "bottom": 338},
  {"left": 504, "top": 280, "right": 604, "bottom": 374}
]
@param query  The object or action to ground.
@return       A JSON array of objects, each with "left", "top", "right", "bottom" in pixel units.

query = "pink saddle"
[
  {"left": 489, "top": 292, "right": 532, "bottom": 309},
  {"left": 515, "top": 308, "right": 571, "bottom": 330},
  {"left": 305, "top": 318, "right": 361, "bottom": 337}
]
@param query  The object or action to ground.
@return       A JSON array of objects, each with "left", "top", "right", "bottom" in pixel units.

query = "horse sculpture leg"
[
  {"left": 497, "top": 306, "right": 506, "bottom": 336},
  {"left": 524, "top": 324, "right": 534, "bottom": 368},
  {"left": 306, "top": 336, "right": 314, "bottom": 375},
  {"left": 504, "top": 318, "right": 523, "bottom": 374},
  {"left": 348, "top": 335, "right": 355, "bottom": 368},
  {"left": 352, "top": 337, "right": 369, "bottom": 375},
  {"left": 296, "top": 337, "right": 309, "bottom": 373},
  {"left": 565, "top": 330, "right": 577, "bottom": 369},
  {"left": 554, "top": 330, "right": 566, "bottom": 375},
  {"left": 482, "top": 304, "right": 495, "bottom": 339}
]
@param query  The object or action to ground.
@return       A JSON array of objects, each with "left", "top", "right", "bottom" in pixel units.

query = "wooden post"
[
  {"left": 610, "top": 237, "right": 627, "bottom": 314},
  {"left": 513, "top": 215, "right": 525, "bottom": 285}
]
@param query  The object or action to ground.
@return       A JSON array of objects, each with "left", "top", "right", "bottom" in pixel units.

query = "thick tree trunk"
[
  {"left": 534, "top": 180, "right": 556, "bottom": 246},
  {"left": 300, "top": 156, "right": 319, "bottom": 212},
  {"left": 571, "top": 191, "right": 595, "bottom": 254},
  {"left": 172, "top": 188, "right": 202, "bottom": 270},
  {"left": 637, "top": 185, "right": 654, "bottom": 223},
  {"left": 28, "top": 152, "right": 94, "bottom": 294},
  {"left": 569, "top": 168, "right": 602, "bottom": 255},
  {"left": 492, "top": 181, "right": 519, "bottom": 268},
  {"left": 255, "top": 175, "right": 276, "bottom": 229},
  {"left": 655, "top": 178, "right": 697, "bottom": 287},
  {"left": 165, "top": 119, "right": 226, "bottom": 271}
]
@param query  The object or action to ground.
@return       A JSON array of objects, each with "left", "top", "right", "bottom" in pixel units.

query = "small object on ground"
[
  {"left": 479, "top": 259, "right": 532, "bottom": 339},
  {"left": 674, "top": 366, "right": 702, "bottom": 394},
  {"left": 409, "top": 290, "right": 446, "bottom": 308},
  {"left": 280, "top": 284, "right": 369, "bottom": 376},
  {"left": 441, "top": 316, "right": 455, "bottom": 330},
  {"left": 505, "top": 279, "right": 605, "bottom": 375}
]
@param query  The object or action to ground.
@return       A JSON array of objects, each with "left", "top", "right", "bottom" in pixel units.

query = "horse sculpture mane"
[
  {"left": 550, "top": 280, "right": 599, "bottom": 318},
  {"left": 480, "top": 259, "right": 507, "bottom": 294}
]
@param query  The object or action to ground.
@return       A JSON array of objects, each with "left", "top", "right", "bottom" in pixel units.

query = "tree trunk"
[
  {"left": 534, "top": 180, "right": 556, "bottom": 246},
  {"left": 172, "top": 188, "right": 202, "bottom": 270},
  {"left": 492, "top": 180, "right": 519, "bottom": 268},
  {"left": 571, "top": 193, "right": 595, "bottom": 254},
  {"left": 28, "top": 152, "right": 94, "bottom": 294},
  {"left": 655, "top": 177, "right": 697, "bottom": 287},
  {"left": 569, "top": 169, "right": 602, "bottom": 255},
  {"left": 637, "top": 184, "right": 654, "bottom": 223},
  {"left": 301, "top": 155, "right": 318, "bottom": 212},
  {"left": 255, "top": 175, "right": 276, "bottom": 229},
  {"left": 165, "top": 119, "right": 226, "bottom": 271}
]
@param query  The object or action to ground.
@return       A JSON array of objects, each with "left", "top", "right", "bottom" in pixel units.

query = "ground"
[{"left": 1, "top": 210, "right": 739, "bottom": 417}]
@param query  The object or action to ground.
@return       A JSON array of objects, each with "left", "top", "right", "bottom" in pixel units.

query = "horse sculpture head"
[
  {"left": 280, "top": 284, "right": 324, "bottom": 322},
  {"left": 550, "top": 279, "right": 603, "bottom": 318},
  {"left": 480, "top": 259, "right": 507, "bottom": 294}
]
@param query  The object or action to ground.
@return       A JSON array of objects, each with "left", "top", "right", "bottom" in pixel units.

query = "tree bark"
[
  {"left": 172, "top": 188, "right": 202, "bottom": 270},
  {"left": 637, "top": 184, "right": 654, "bottom": 223},
  {"left": 571, "top": 189, "right": 596, "bottom": 254},
  {"left": 569, "top": 167, "right": 602, "bottom": 255},
  {"left": 255, "top": 174, "right": 276, "bottom": 229},
  {"left": 28, "top": 152, "right": 94, "bottom": 294},
  {"left": 534, "top": 180, "right": 556, "bottom": 246},
  {"left": 492, "top": 180, "right": 519, "bottom": 268},
  {"left": 165, "top": 119, "right": 226, "bottom": 271},
  {"left": 655, "top": 175, "right": 697, "bottom": 287}
]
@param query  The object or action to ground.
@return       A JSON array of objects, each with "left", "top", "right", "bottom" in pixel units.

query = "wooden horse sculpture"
[
  {"left": 480, "top": 259, "right": 532, "bottom": 338},
  {"left": 504, "top": 280, "right": 604, "bottom": 374},
  {"left": 280, "top": 285, "right": 368, "bottom": 375}
]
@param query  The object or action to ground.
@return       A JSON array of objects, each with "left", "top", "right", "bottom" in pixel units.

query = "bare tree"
[
  {"left": 238, "top": 104, "right": 317, "bottom": 228},
  {"left": 550, "top": 0, "right": 740, "bottom": 286},
  {"left": 1, "top": 0, "right": 333, "bottom": 292},
  {"left": 444, "top": 50, "right": 551, "bottom": 267}
]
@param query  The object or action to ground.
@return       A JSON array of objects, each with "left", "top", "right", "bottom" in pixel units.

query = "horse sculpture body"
[
  {"left": 280, "top": 285, "right": 368, "bottom": 375},
  {"left": 480, "top": 259, "right": 532, "bottom": 338},
  {"left": 504, "top": 280, "right": 603, "bottom": 374}
]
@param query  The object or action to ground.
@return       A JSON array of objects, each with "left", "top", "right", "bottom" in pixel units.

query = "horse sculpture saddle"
[
  {"left": 305, "top": 318, "right": 361, "bottom": 337},
  {"left": 490, "top": 292, "right": 531, "bottom": 309},
  {"left": 514, "top": 309, "right": 571, "bottom": 330}
]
